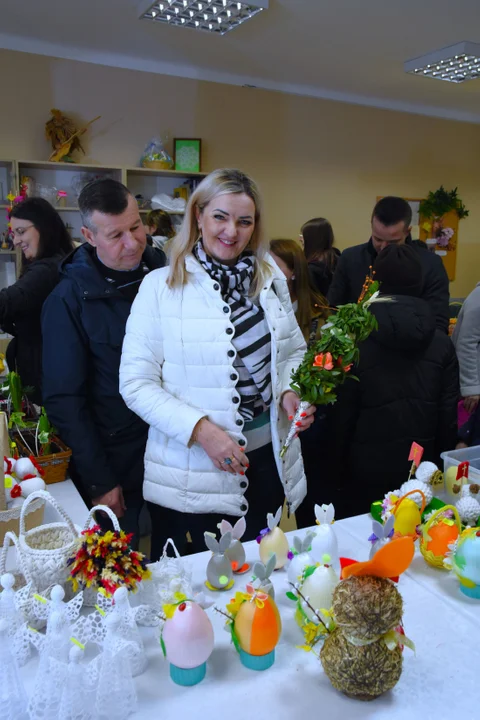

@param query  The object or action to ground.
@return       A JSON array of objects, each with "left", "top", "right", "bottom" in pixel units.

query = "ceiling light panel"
[
  {"left": 138, "top": 0, "right": 268, "bottom": 35},
  {"left": 405, "top": 41, "right": 480, "bottom": 83}
]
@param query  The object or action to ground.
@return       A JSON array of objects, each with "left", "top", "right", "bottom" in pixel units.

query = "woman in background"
[
  {"left": 270, "top": 238, "right": 332, "bottom": 528},
  {"left": 5, "top": 198, "right": 74, "bottom": 403},
  {"left": 301, "top": 217, "right": 340, "bottom": 297},
  {"left": 269, "top": 238, "right": 327, "bottom": 344},
  {"left": 144, "top": 209, "right": 176, "bottom": 251}
]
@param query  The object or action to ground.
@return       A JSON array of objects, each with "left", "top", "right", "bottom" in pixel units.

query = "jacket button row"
[
  {"left": 238, "top": 439, "right": 245, "bottom": 446},
  {"left": 236, "top": 419, "right": 243, "bottom": 427},
  {"left": 213, "top": 283, "right": 220, "bottom": 291},
  {"left": 240, "top": 504, "right": 247, "bottom": 512},
  {"left": 228, "top": 350, "right": 235, "bottom": 358},
  {"left": 226, "top": 328, "right": 233, "bottom": 335},
  {"left": 230, "top": 373, "right": 237, "bottom": 381},
  {"left": 223, "top": 306, "right": 229, "bottom": 314},
  {"left": 240, "top": 481, "right": 247, "bottom": 489},
  {"left": 233, "top": 397, "right": 240, "bottom": 404}
]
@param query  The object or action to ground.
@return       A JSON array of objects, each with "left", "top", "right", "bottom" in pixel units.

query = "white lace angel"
[
  {"left": 48, "top": 646, "right": 97, "bottom": 720},
  {"left": 92, "top": 613, "right": 137, "bottom": 720},
  {"left": 0, "top": 618, "right": 29, "bottom": 720},
  {"left": 0, "top": 573, "right": 33, "bottom": 667},
  {"left": 28, "top": 611, "right": 73, "bottom": 719}
]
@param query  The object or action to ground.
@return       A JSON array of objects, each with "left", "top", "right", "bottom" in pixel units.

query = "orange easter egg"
[
  {"left": 425, "top": 520, "right": 460, "bottom": 557},
  {"left": 235, "top": 596, "right": 282, "bottom": 656}
]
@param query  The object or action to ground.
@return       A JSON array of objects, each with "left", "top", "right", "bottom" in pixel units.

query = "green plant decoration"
[{"left": 419, "top": 186, "right": 469, "bottom": 220}]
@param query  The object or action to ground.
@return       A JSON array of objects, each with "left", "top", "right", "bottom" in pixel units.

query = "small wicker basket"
[{"left": 13, "top": 432, "right": 72, "bottom": 485}]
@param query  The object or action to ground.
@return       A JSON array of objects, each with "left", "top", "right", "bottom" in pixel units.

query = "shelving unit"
[
  {"left": 0, "top": 158, "right": 206, "bottom": 289},
  {"left": 0, "top": 160, "right": 21, "bottom": 287}
]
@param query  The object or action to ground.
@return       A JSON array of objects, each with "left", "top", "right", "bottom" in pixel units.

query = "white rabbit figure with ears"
[
  {"left": 218, "top": 518, "right": 250, "bottom": 574},
  {"left": 287, "top": 531, "right": 315, "bottom": 585},
  {"left": 368, "top": 514, "right": 395, "bottom": 560},
  {"left": 258, "top": 506, "right": 289, "bottom": 569},
  {"left": 251, "top": 554, "right": 277, "bottom": 599},
  {"left": 310, "top": 504, "right": 339, "bottom": 567},
  {"left": 204, "top": 531, "right": 234, "bottom": 591}
]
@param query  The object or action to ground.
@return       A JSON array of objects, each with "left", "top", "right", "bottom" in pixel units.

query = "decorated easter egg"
[
  {"left": 234, "top": 595, "right": 282, "bottom": 656},
  {"left": 301, "top": 564, "right": 338, "bottom": 620},
  {"left": 420, "top": 506, "right": 460, "bottom": 569},
  {"left": 162, "top": 601, "right": 214, "bottom": 669},
  {"left": 259, "top": 527, "right": 289, "bottom": 569},
  {"left": 14, "top": 457, "right": 40, "bottom": 480},
  {"left": 393, "top": 498, "right": 421, "bottom": 538},
  {"left": 287, "top": 552, "right": 313, "bottom": 585},
  {"left": 445, "top": 465, "right": 465, "bottom": 497},
  {"left": 451, "top": 528, "right": 480, "bottom": 599},
  {"left": 310, "top": 526, "right": 339, "bottom": 566},
  {"left": 20, "top": 477, "right": 46, "bottom": 496}
]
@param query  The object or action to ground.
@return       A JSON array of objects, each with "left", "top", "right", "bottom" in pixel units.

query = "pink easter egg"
[{"left": 163, "top": 602, "right": 214, "bottom": 669}]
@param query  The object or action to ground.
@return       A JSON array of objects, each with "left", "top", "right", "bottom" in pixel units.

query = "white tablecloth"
[{"left": 17, "top": 483, "right": 480, "bottom": 719}]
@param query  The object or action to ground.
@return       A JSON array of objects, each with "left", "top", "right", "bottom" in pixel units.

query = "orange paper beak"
[{"left": 341, "top": 537, "right": 415, "bottom": 580}]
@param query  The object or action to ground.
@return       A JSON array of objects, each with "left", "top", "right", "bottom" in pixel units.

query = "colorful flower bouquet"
[
  {"left": 280, "top": 273, "right": 380, "bottom": 457},
  {"left": 67, "top": 524, "right": 151, "bottom": 596}
]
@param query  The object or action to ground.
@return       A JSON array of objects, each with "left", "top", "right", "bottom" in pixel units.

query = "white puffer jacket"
[{"left": 119, "top": 253, "right": 307, "bottom": 516}]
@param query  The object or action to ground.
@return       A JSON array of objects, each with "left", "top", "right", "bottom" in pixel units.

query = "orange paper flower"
[{"left": 313, "top": 352, "right": 334, "bottom": 370}]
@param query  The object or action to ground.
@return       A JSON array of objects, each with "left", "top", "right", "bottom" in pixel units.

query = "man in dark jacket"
[
  {"left": 332, "top": 244, "right": 458, "bottom": 517},
  {"left": 328, "top": 196, "right": 450, "bottom": 332},
  {"left": 42, "top": 179, "right": 166, "bottom": 546}
]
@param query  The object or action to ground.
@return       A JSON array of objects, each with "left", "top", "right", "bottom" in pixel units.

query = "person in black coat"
[
  {"left": 328, "top": 197, "right": 450, "bottom": 333},
  {"left": 301, "top": 217, "right": 341, "bottom": 297},
  {"left": 4, "top": 198, "right": 74, "bottom": 403},
  {"left": 42, "top": 179, "right": 166, "bottom": 547},
  {"left": 331, "top": 244, "right": 458, "bottom": 518}
]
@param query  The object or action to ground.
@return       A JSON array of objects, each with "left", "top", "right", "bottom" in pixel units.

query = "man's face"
[
  {"left": 82, "top": 194, "right": 147, "bottom": 271},
  {"left": 371, "top": 216, "right": 411, "bottom": 254}
]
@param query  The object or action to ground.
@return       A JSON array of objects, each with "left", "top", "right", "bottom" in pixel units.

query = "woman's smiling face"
[
  {"left": 10, "top": 218, "right": 41, "bottom": 260},
  {"left": 196, "top": 192, "right": 256, "bottom": 265}
]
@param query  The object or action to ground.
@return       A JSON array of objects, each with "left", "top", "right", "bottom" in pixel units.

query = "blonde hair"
[{"left": 167, "top": 168, "right": 270, "bottom": 292}]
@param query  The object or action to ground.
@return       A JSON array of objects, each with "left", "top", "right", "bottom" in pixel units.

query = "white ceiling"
[{"left": 2, "top": 0, "right": 480, "bottom": 122}]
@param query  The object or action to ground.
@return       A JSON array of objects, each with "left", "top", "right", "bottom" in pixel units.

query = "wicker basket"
[
  {"left": 142, "top": 160, "right": 173, "bottom": 170},
  {"left": 12, "top": 432, "right": 72, "bottom": 485}
]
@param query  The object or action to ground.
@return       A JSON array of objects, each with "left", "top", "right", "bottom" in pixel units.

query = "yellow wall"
[{"left": 1, "top": 48, "right": 479, "bottom": 297}]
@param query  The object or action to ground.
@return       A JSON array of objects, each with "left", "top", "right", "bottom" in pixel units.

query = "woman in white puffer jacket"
[{"left": 120, "top": 168, "right": 315, "bottom": 557}]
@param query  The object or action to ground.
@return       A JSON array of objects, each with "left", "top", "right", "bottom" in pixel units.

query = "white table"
[{"left": 18, "top": 502, "right": 480, "bottom": 719}]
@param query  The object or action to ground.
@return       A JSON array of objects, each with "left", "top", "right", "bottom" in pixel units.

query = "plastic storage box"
[{"left": 441, "top": 445, "right": 480, "bottom": 484}]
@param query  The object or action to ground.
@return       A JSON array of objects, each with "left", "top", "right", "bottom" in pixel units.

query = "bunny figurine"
[
  {"left": 287, "top": 532, "right": 315, "bottom": 584},
  {"left": 204, "top": 531, "right": 234, "bottom": 591},
  {"left": 218, "top": 518, "right": 250, "bottom": 574},
  {"left": 368, "top": 515, "right": 395, "bottom": 560},
  {"left": 257, "top": 507, "right": 289, "bottom": 569},
  {"left": 310, "top": 504, "right": 339, "bottom": 567},
  {"left": 251, "top": 554, "right": 277, "bottom": 599}
]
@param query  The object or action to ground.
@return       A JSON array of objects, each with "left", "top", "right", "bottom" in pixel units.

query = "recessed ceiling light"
[
  {"left": 138, "top": 0, "right": 268, "bottom": 35},
  {"left": 405, "top": 41, "right": 480, "bottom": 83}
]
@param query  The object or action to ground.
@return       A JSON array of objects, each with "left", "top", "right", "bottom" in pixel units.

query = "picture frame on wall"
[{"left": 174, "top": 138, "right": 202, "bottom": 173}]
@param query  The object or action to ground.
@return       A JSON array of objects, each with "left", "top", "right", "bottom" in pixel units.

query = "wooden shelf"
[
  {"left": 55, "top": 206, "right": 79, "bottom": 212},
  {"left": 0, "top": 250, "right": 17, "bottom": 255},
  {"left": 126, "top": 166, "right": 205, "bottom": 179},
  {"left": 17, "top": 160, "right": 123, "bottom": 173}
]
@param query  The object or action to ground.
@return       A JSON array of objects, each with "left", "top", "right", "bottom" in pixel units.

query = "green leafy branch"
[{"left": 290, "top": 295, "right": 378, "bottom": 406}]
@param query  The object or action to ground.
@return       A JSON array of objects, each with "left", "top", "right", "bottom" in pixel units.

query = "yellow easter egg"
[
  {"left": 393, "top": 498, "right": 421, "bottom": 538},
  {"left": 445, "top": 466, "right": 465, "bottom": 497},
  {"left": 235, "top": 596, "right": 282, "bottom": 656},
  {"left": 259, "top": 527, "right": 289, "bottom": 569}
]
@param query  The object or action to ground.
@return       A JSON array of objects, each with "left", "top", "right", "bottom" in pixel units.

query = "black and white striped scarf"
[{"left": 194, "top": 241, "right": 272, "bottom": 421}]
